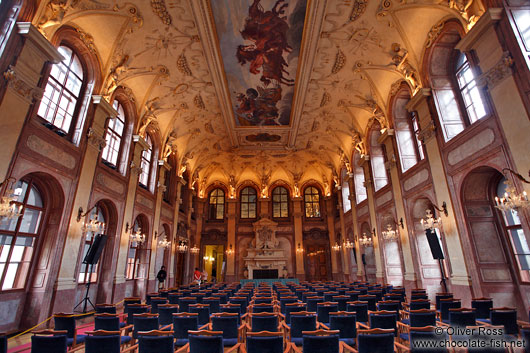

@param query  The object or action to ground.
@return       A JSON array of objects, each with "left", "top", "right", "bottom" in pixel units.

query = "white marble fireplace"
[{"left": 243, "top": 218, "right": 287, "bottom": 279}]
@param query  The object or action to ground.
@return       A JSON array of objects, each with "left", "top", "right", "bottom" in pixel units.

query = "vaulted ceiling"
[{"left": 34, "top": 0, "right": 482, "bottom": 195}]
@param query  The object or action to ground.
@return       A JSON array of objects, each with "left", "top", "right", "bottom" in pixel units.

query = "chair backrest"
[
  {"left": 133, "top": 313, "right": 159, "bottom": 339},
  {"left": 211, "top": 313, "right": 239, "bottom": 339},
  {"left": 172, "top": 313, "right": 199, "bottom": 339},
  {"left": 439, "top": 299, "right": 461, "bottom": 320},
  {"left": 178, "top": 297, "right": 197, "bottom": 312},
  {"left": 158, "top": 304, "right": 180, "bottom": 326},
  {"left": 188, "top": 331, "right": 223, "bottom": 353},
  {"left": 358, "top": 295, "right": 377, "bottom": 310},
  {"left": 31, "top": 330, "right": 68, "bottom": 353},
  {"left": 250, "top": 313, "right": 279, "bottom": 332},
  {"left": 306, "top": 296, "right": 324, "bottom": 312},
  {"left": 126, "top": 304, "right": 150, "bottom": 325},
  {"left": 301, "top": 330, "right": 340, "bottom": 353},
  {"left": 346, "top": 301, "right": 368, "bottom": 322},
  {"left": 471, "top": 298, "right": 493, "bottom": 319},
  {"left": 409, "top": 299, "right": 431, "bottom": 311},
  {"left": 95, "top": 305, "right": 117, "bottom": 314},
  {"left": 356, "top": 329, "right": 395, "bottom": 353},
  {"left": 137, "top": 330, "right": 174, "bottom": 353},
  {"left": 53, "top": 314, "right": 76, "bottom": 338},
  {"left": 84, "top": 331, "right": 121, "bottom": 353},
  {"left": 246, "top": 332, "right": 284, "bottom": 353},
  {"left": 189, "top": 304, "right": 210, "bottom": 325},
  {"left": 435, "top": 293, "right": 453, "bottom": 310},
  {"left": 329, "top": 312, "right": 356, "bottom": 338},
  {"left": 490, "top": 308, "right": 518, "bottom": 335},
  {"left": 449, "top": 308, "right": 476, "bottom": 327},
  {"left": 290, "top": 312, "right": 317, "bottom": 338},
  {"left": 316, "top": 302, "right": 339, "bottom": 324},
  {"left": 409, "top": 327, "right": 448, "bottom": 353},
  {"left": 285, "top": 303, "right": 306, "bottom": 324},
  {"left": 377, "top": 300, "right": 401, "bottom": 312},
  {"left": 203, "top": 297, "right": 221, "bottom": 313},
  {"left": 409, "top": 309, "right": 437, "bottom": 327},
  {"left": 123, "top": 297, "right": 142, "bottom": 313},
  {"left": 94, "top": 314, "right": 120, "bottom": 331},
  {"left": 251, "top": 303, "right": 275, "bottom": 313},
  {"left": 149, "top": 297, "right": 168, "bottom": 314},
  {"left": 168, "top": 293, "right": 180, "bottom": 304},
  {"left": 369, "top": 311, "right": 397, "bottom": 335}
]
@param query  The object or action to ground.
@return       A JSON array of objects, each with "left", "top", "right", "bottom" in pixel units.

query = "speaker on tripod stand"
[
  {"left": 74, "top": 234, "right": 108, "bottom": 313},
  {"left": 425, "top": 228, "right": 448, "bottom": 292}
]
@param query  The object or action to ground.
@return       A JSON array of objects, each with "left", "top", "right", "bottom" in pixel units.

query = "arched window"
[
  {"left": 37, "top": 45, "right": 85, "bottom": 137},
  {"left": 0, "top": 178, "right": 44, "bottom": 290},
  {"left": 101, "top": 100, "right": 125, "bottom": 168},
  {"left": 209, "top": 189, "right": 225, "bottom": 220},
  {"left": 240, "top": 187, "right": 257, "bottom": 219},
  {"left": 139, "top": 134, "right": 153, "bottom": 187},
  {"left": 126, "top": 217, "right": 144, "bottom": 280},
  {"left": 354, "top": 154, "right": 367, "bottom": 204},
  {"left": 370, "top": 130, "right": 389, "bottom": 191},
  {"left": 497, "top": 178, "right": 530, "bottom": 281},
  {"left": 394, "top": 89, "right": 424, "bottom": 172},
  {"left": 272, "top": 186, "right": 289, "bottom": 218},
  {"left": 455, "top": 52, "right": 487, "bottom": 124},
  {"left": 304, "top": 186, "right": 321, "bottom": 218},
  {"left": 78, "top": 204, "right": 106, "bottom": 283},
  {"left": 341, "top": 169, "right": 351, "bottom": 212}
]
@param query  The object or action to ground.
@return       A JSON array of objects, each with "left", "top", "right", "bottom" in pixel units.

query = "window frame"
[
  {"left": 304, "top": 186, "right": 321, "bottom": 219},
  {"left": 369, "top": 130, "right": 389, "bottom": 192},
  {"left": 139, "top": 134, "right": 153, "bottom": 188},
  {"left": 36, "top": 45, "right": 88, "bottom": 140},
  {"left": 209, "top": 188, "right": 225, "bottom": 221},
  {"left": 240, "top": 186, "right": 257, "bottom": 219},
  {"left": 0, "top": 178, "right": 45, "bottom": 292},
  {"left": 272, "top": 186, "right": 289, "bottom": 219},
  {"left": 101, "top": 100, "right": 126, "bottom": 169}
]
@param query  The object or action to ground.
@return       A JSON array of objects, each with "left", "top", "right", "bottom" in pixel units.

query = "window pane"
[
  {"left": 19, "top": 209, "right": 42, "bottom": 234},
  {"left": 27, "top": 186, "right": 43, "bottom": 207}
]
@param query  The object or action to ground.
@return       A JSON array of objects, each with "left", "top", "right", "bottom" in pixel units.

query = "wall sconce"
[
  {"left": 495, "top": 168, "right": 530, "bottom": 211},
  {"left": 226, "top": 244, "right": 234, "bottom": 255},
  {"left": 203, "top": 255, "right": 214, "bottom": 262},
  {"left": 77, "top": 205, "right": 105, "bottom": 234},
  {"left": 0, "top": 177, "right": 22, "bottom": 224},
  {"left": 359, "top": 233, "right": 373, "bottom": 247},
  {"left": 154, "top": 230, "right": 170, "bottom": 249},
  {"left": 177, "top": 240, "right": 188, "bottom": 253},
  {"left": 332, "top": 242, "right": 341, "bottom": 252},
  {"left": 433, "top": 201, "right": 448, "bottom": 217},
  {"left": 189, "top": 245, "right": 199, "bottom": 254},
  {"left": 343, "top": 239, "right": 354, "bottom": 249},
  {"left": 381, "top": 218, "right": 404, "bottom": 241},
  {"left": 296, "top": 243, "right": 304, "bottom": 254},
  {"left": 421, "top": 209, "right": 442, "bottom": 231}
]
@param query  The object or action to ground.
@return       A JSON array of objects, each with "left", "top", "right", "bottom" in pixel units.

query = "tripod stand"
[{"left": 74, "top": 263, "right": 95, "bottom": 313}]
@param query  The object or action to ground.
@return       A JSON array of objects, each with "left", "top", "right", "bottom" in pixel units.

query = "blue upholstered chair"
[
  {"left": 302, "top": 292, "right": 317, "bottom": 302},
  {"left": 93, "top": 314, "right": 132, "bottom": 345},
  {"left": 316, "top": 302, "right": 338, "bottom": 325},
  {"left": 220, "top": 303, "right": 242, "bottom": 323},
  {"left": 132, "top": 313, "right": 159, "bottom": 339},
  {"left": 178, "top": 330, "right": 224, "bottom": 353},
  {"left": 346, "top": 301, "right": 368, "bottom": 324},
  {"left": 188, "top": 303, "right": 210, "bottom": 326},
  {"left": 284, "top": 303, "right": 306, "bottom": 325},
  {"left": 284, "top": 311, "right": 317, "bottom": 346},
  {"left": 408, "top": 299, "right": 431, "bottom": 311},
  {"left": 203, "top": 297, "right": 221, "bottom": 313},
  {"left": 145, "top": 293, "right": 159, "bottom": 306},
  {"left": 435, "top": 293, "right": 453, "bottom": 311},
  {"left": 280, "top": 296, "right": 299, "bottom": 313},
  {"left": 407, "top": 326, "right": 448, "bottom": 353},
  {"left": 466, "top": 325, "right": 508, "bottom": 353},
  {"left": 377, "top": 300, "right": 401, "bottom": 313},
  {"left": 250, "top": 303, "right": 276, "bottom": 314},
  {"left": 245, "top": 331, "right": 285, "bottom": 353},
  {"left": 149, "top": 297, "right": 168, "bottom": 314},
  {"left": 83, "top": 330, "right": 121, "bottom": 353},
  {"left": 358, "top": 295, "right": 377, "bottom": 311},
  {"left": 210, "top": 312, "right": 245, "bottom": 346},
  {"left": 448, "top": 308, "right": 476, "bottom": 328},
  {"left": 53, "top": 313, "right": 86, "bottom": 347},
  {"left": 356, "top": 328, "right": 395, "bottom": 353},
  {"left": 368, "top": 310, "right": 397, "bottom": 336},
  {"left": 172, "top": 313, "right": 199, "bottom": 347},
  {"left": 168, "top": 293, "right": 180, "bottom": 304},
  {"left": 30, "top": 330, "right": 68, "bottom": 353},
  {"left": 158, "top": 304, "right": 180, "bottom": 327},
  {"left": 439, "top": 299, "right": 461, "bottom": 322},
  {"left": 126, "top": 304, "right": 150, "bottom": 325},
  {"left": 229, "top": 297, "right": 249, "bottom": 314},
  {"left": 323, "top": 291, "right": 339, "bottom": 302},
  {"left": 397, "top": 309, "right": 437, "bottom": 342},
  {"left": 471, "top": 298, "right": 493, "bottom": 322},
  {"left": 490, "top": 308, "right": 519, "bottom": 335},
  {"left": 137, "top": 330, "right": 174, "bottom": 353},
  {"left": 325, "top": 311, "right": 356, "bottom": 347},
  {"left": 95, "top": 304, "right": 117, "bottom": 314},
  {"left": 332, "top": 296, "right": 349, "bottom": 312},
  {"left": 178, "top": 297, "right": 197, "bottom": 313},
  {"left": 247, "top": 313, "right": 281, "bottom": 332},
  {"left": 253, "top": 296, "right": 274, "bottom": 304},
  {"left": 306, "top": 296, "right": 324, "bottom": 312},
  {"left": 123, "top": 297, "right": 142, "bottom": 314},
  {"left": 368, "top": 290, "right": 383, "bottom": 302},
  {"left": 212, "top": 293, "right": 228, "bottom": 304},
  {"left": 300, "top": 329, "right": 340, "bottom": 353},
  {"left": 345, "top": 291, "right": 360, "bottom": 301}
]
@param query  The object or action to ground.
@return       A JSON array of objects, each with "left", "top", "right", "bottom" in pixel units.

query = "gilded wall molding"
[
  {"left": 417, "top": 119, "right": 436, "bottom": 143},
  {"left": 3, "top": 66, "right": 44, "bottom": 103},
  {"left": 478, "top": 52, "right": 514, "bottom": 90}
]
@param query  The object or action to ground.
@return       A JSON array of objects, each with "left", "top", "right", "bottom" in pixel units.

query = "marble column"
[
  {"left": 379, "top": 130, "right": 418, "bottom": 291},
  {"left": 336, "top": 188, "right": 351, "bottom": 281},
  {"left": 54, "top": 96, "right": 117, "bottom": 311},
  {"left": 325, "top": 196, "right": 340, "bottom": 280},
  {"left": 406, "top": 89, "right": 472, "bottom": 300},
  {"left": 0, "top": 23, "right": 62, "bottom": 179},
  {"left": 292, "top": 198, "right": 305, "bottom": 280},
  {"left": 226, "top": 199, "right": 237, "bottom": 282},
  {"left": 169, "top": 176, "right": 186, "bottom": 287}
]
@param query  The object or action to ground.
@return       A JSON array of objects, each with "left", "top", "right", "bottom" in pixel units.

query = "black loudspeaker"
[
  {"left": 83, "top": 234, "right": 108, "bottom": 265},
  {"left": 425, "top": 229, "right": 444, "bottom": 260},
  {"left": 361, "top": 253, "right": 366, "bottom": 265}
]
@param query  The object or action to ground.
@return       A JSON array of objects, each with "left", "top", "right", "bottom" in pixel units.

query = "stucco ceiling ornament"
[
  {"left": 352, "top": 131, "right": 367, "bottom": 157},
  {"left": 151, "top": 0, "right": 172, "bottom": 25},
  {"left": 37, "top": 0, "right": 68, "bottom": 30},
  {"left": 391, "top": 43, "right": 421, "bottom": 95},
  {"left": 425, "top": 20, "right": 446, "bottom": 49}
]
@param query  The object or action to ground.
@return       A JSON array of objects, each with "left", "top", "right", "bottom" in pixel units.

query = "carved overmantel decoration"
[{"left": 243, "top": 217, "right": 287, "bottom": 279}]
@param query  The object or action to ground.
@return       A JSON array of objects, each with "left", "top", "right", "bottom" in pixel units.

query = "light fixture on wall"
[
  {"left": 359, "top": 233, "right": 372, "bottom": 247},
  {"left": 343, "top": 239, "right": 354, "bottom": 249},
  {"left": 126, "top": 222, "right": 146, "bottom": 244},
  {"left": 332, "top": 242, "right": 341, "bottom": 252},
  {"left": 421, "top": 209, "right": 442, "bottom": 231},
  {"left": 0, "top": 177, "right": 23, "bottom": 223},
  {"left": 177, "top": 240, "right": 188, "bottom": 253},
  {"left": 495, "top": 168, "right": 530, "bottom": 211},
  {"left": 189, "top": 245, "right": 199, "bottom": 254},
  {"left": 381, "top": 218, "right": 404, "bottom": 241},
  {"left": 154, "top": 231, "right": 171, "bottom": 249},
  {"left": 226, "top": 244, "right": 234, "bottom": 255},
  {"left": 296, "top": 243, "right": 304, "bottom": 254},
  {"left": 203, "top": 255, "right": 214, "bottom": 262}
]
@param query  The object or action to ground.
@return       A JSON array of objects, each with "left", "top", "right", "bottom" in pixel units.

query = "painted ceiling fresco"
[{"left": 211, "top": 0, "right": 308, "bottom": 127}]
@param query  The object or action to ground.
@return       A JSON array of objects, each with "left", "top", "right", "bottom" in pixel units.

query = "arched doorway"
[
  {"left": 379, "top": 213, "right": 404, "bottom": 286},
  {"left": 303, "top": 229, "right": 331, "bottom": 281},
  {"left": 360, "top": 222, "right": 376, "bottom": 282},
  {"left": 201, "top": 230, "right": 226, "bottom": 283},
  {"left": 461, "top": 167, "right": 527, "bottom": 311}
]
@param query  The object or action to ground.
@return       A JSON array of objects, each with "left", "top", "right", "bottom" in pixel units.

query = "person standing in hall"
[
  {"left": 157, "top": 265, "right": 167, "bottom": 290},
  {"left": 194, "top": 267, "right": 202, "bottom": 285}
]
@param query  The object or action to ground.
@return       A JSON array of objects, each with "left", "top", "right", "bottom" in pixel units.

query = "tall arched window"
[
  {"left": 354, "top": 154, "right": 367, "bottom": 204},
  {"left": 126, "top": 217, "right": 144, "bottom": 280},
  {"left": 0, "top": 178, "right": 44, "bottom": 290},
  {"left": 304, "top": 186, "right": 321, "bottom": 218},
  {"left": 37, "top": 46, "right": 85, "bottom": 136},
  {"left": 240, "top": 187, "right": 257, "bottom": 219},
  {"left": 272, "top": 186, "right": 289, "bottom": 218},
  {"left": 78, "top": 204, "right": 106, "bottom": 283},
  {"left": 101, "top": 100, "right": 125, "bottom": 168},
  {"left": 139, "top": 134, "right": 153, "bottom": 187},
  {"left": 370, "top": 130, "right": 389, "bottom": 191},
  {"left": 394, "top": 89, "right": 424, "bottom": 172},
  {"left": 455, "top": 52, "right": 487, "bottom": 124},
  {"left": 209, "top": 189, "right": 225, "bottom": 220},
  {"left": 341, "top": 169, "right": 351, "bottom": 212},
  {"left": 497, "top": 178, "right": 530, "bottom": 281}
]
